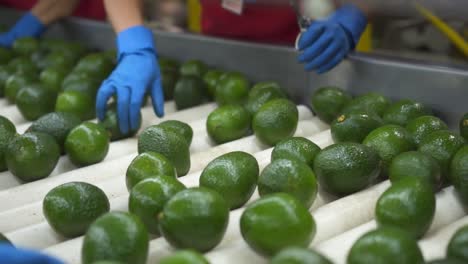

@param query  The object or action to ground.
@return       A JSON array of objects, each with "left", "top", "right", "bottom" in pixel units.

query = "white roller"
[
  {"left": 0, "top": 99, "right": 10, "bottom": 108},
  {"left": 315, "top": 186, "right": 467, "bottom": 264},
  {"left": 419, "top": 215, "right": 468, "bottom": 261},
  {"left": 0, "top": 105, "right": 25, "bottom": 125}
]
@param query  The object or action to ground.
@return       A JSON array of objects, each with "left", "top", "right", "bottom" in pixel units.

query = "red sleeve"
[
  {"left": 200, "top": 1, "right": 299, "bottom": 45},
  {"left": 0, "top": 0, "right": 106, "bottom": 20}
]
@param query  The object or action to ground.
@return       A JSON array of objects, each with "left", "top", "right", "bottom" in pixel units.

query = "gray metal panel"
[{"left": 1, "top": 8, "right": 467, "bottom": 128}]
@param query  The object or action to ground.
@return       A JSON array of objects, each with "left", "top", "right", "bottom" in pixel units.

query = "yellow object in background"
[
  {"left": 414, "top": 3, "right": 468, "bottom": 58},
  {"left": 356, "top": 24, "right": 373, "bottom": 52},
  {"left": 187, "top": 0, "right": 202, "bottom": 33}
]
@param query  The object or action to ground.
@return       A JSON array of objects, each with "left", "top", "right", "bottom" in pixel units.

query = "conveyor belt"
[{"left": 0, "top": 97, "right": 465, "bottom": 264}]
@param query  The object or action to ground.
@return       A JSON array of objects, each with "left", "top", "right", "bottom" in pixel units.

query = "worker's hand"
[
  {"left": 297, "top": 4, "right": 367, "bottom": 74},
  {"left": 0, "top": 244, "right": 63, "bottom": 264},
  {"left": 0, "top": 12, "right": 45, "bottom": 48},
  {"left": 96, "top": 26, "right": 164, "bottom": 134}
]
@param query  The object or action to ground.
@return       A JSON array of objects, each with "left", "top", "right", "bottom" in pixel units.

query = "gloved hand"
[
  {"left": 96, "top": 26, "right": 164, "bottom": 134},
  {"left": 0, "top": 244, "right": 63, "bottom": 264},
  {"left": 0, "top": 12, "right": 45, "bottom": 47},
  {"left": 297, "top": 4, "right": 367, "bottom": 74}
]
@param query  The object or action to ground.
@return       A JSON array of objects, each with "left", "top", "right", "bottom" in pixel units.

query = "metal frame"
[{"left": 1, "top": 8, "right": 468, "bottom": 128}]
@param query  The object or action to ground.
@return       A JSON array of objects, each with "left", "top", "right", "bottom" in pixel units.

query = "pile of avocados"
[
  {"left": 0, "top": 37, "right": 131, "bottom": 182},
  {"left": 3, "top": 36, "right": 468, "bottom": 264}
]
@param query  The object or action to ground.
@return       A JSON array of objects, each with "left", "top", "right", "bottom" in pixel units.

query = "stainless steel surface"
[{"left": 0, "top": 8, "right": 467, "bottom": 129}]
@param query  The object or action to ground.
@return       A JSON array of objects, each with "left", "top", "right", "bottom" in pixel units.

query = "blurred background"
[{"left": 143, "top": 0, "right": 468, "bottom": 67}]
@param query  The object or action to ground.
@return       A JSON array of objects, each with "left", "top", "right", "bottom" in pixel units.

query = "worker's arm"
[
  {"left": 97, "top": 0, "right": 164, "bottom": 134},
  {"left": 31, "top": 0, "right": 80, "bottom": 25},
  {"left": 0, "top": 0, "right": 80, "bottom": 47},
  {"left": 298, "top": 2, "right": 367, "bottom": 74}
]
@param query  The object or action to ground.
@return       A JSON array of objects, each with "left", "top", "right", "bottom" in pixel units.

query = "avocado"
[
  {"left": 99, "top": 104, "right": 141, "bottom": 141},
  {"left": 459, "top": 113, "right": 468, "bottom": 141},
  {"left": 389, "top": 151, "right": 441, "bottom": 190},
  {"left": 6, "top": 132, "right": 60, "bottom": 182},
  {"left": 419, "top": 130, "right": 465, "bottom": 177},
  {"left": 16, "top": 84, "right": 57, "bottom": 121},
  {"left": 138, "top": 125, "right": 191, "bottom": 176},
  {"left": 126, "top": 152, "right": 177, "bottom": 191},
  {"left": 271, "top": 247, "right": 332, "bottom": 264},
  {"left": 12, "top": 37, "right": 39, "bottom": 56},
  {"left": 129, "top": 177, "right": 186, "bottom": 234},
  {"left": 363, "top": 125, "right": 416, "bottom": 172},
  {"left": 162, "top": 69, "right": 179, "bottom": 101},
  {"left": 5, "top": 73, "right": 36, "bottom": 103},
  {"left": 311, "top": 86, "right": 351, "bottom": 123},
  {"left": 0, "top": 65, "right": 13, "bottom": 97},
  {"left": 55, "top": 90, "right": 96, "bottom": 121},
  {"left": 0, "top": 116, "right": 16, "bottom": 172},
  {"left": 376, "top": 177, "right": 435, "bottom": 238},
  {"left": 313, "top": 142, "right": 381, "bottom": 196},
  {"left": 331, "top": 113, "right": 384, "bottom": 143},
  {"left": 246, "top": 82, "right": 287, "bottom": 115},
  {"left": 200, "top": 151, "right": 259, "bottom": 209},
  {"left": 179, "top": 60, "right": 207, "bottom": 77},
  {"left": 8, "top": 57, "right": 38, "bottom": 75},
  {"left": 81, "top": 212, "right": 149, "bottom": 264},
  {"left": 43, "top": 182, "right": 110, "bottom": 238},
  {"left": 407, "top": 115, "right": 449, "bottom": 145},
  {"left": 39, "top": 67, "right": 69, "bottom": 93},
  {"left": 259, "top": 159, "right": 317, "bottom": 208},
  {"left": 203, "top": 70, "right": 224, "bottom": 98},
  {"left": 174, "top": 75, "right": 207, "bottom": 110},
  {"left": 42, "top": 50, "right": 77, "bottom": 70},
  {"left": 0, "top": 47, "right": 14, "bottom": 64},
  {"left": 158, "top": 120, "right": 193, "bottom": 145},
  {"left": 449, "top": 146, "right": 468, "bottom": 205},
  {"left": 347, "top": 227, "right": 424, "bottom": 264},
  {"left": 240, "top": 193, "right": 315, "bottom": 256},
  {"left": 27, "top": 112, "right": 81, "bottom": 153},
  {"left": 271, "top": 137, "right": 321, "bottom": 168},
  {"left": 160, "top": 250, "right": 209, "bottom": 264},
  {"left": 341, "top": 92, "right": 390, "bottom": 117},
  {"left": 215, "top": 72, "right": 250, "bottom": 106},
  {"left": 206, "top": 105, "right": 251, "bottom": 144},
  {"left": 383, "top": 99, "right": 432, "bottom": 126},
  {"left": 447, "top": 225, "right": 468, "bottom": 262},
  {"left": 253, "top": 99, "right": 299, "bottom": 146},
  {"left": 159, "top": 187, "right": 229, "bottom": 252},
  {"left": 62, "top": 79, "right": 100, "bottom": 98},
  {"left": 74, "top": 53, "right": 114, "bottom": 80},
  {"left": 65, "top": 122, "right": 110, "bottom": 167}
]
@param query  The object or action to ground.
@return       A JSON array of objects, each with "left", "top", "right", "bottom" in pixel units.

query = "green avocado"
[{"left": 311, "top": 86, "right": 351, "bottom": 123}]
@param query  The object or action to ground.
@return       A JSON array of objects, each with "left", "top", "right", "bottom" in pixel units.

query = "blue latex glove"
[
  {"left": 0, "top": 244, "right": 63, "bottom": 264},
  {"left": 96, "top": 26, "right": 164, "bottom": 134},
  {"left": 0, "top": 12, "right": 45, "bottom": 47},
  {"left": 297, "top": 4, "right": 367, "bottom": 74}
]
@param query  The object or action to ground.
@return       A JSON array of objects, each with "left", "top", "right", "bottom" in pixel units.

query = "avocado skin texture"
[{"left": 347, "top": 227, "right": 425, "bottom": 264}]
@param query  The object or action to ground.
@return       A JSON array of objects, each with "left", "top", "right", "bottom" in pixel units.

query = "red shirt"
[
  {"left": 0, "top": 0, "right": 106, "bottom": 20},
  {"left": 200, "top": 1, "right": 299, "bottom": 45}
]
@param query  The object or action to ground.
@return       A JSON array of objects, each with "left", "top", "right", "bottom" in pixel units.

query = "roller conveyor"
[{"left": 0, "top": 8, "right": 468, "bottom": 264}]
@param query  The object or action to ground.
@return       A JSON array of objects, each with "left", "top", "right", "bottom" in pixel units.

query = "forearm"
[
  {"left": 104, "top": 0, "right": 144, "bottom": 33},
  {"left": 31, "top": 0, "right": 80, "bottom": 25}
]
